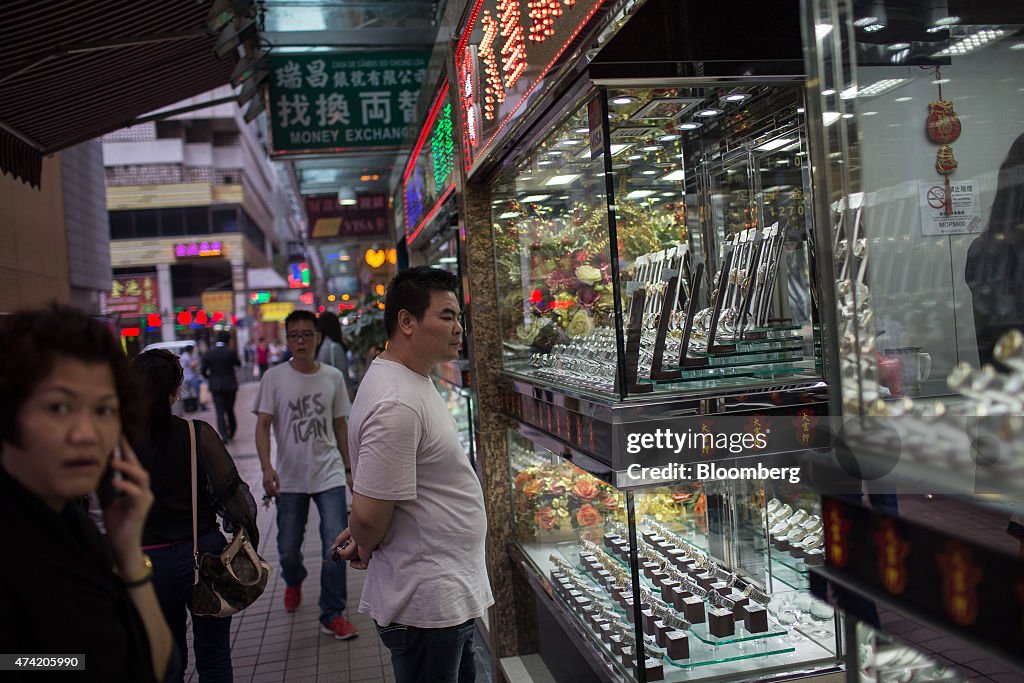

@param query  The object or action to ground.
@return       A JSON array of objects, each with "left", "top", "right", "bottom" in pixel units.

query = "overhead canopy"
[
  {"left": 1, "top": 0, "right": 237, "bottom": 187},
  {"left": 247, "top": 267, "right": 289, "bottom": 290}
]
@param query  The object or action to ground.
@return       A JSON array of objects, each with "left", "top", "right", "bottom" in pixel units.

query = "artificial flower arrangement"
[
  {"left": 513, "top": 460, "right": 708, "bottom": 542},
  {"left": 494, "top": 197, "right": 685, "bottom": 359},
  {"left": 513, "top": 461, "right": 624, "bottom": 543}
]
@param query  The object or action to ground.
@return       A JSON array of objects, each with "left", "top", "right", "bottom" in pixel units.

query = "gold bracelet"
[{"left": 120, "top": 554, "right": 154, "bottom": 588}]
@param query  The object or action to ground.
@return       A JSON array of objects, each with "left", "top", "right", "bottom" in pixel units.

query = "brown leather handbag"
[{"left": 187, "top": 420, "right": 271, "bottom": 618}]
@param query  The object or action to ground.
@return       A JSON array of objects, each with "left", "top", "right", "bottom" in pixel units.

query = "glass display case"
[
  {"left": 491, "top": 84, "right": 823, "bottom": 400},
  {"left": 805, "top": 0, "right": 1024, "bottom": 497},
  {"left": 510, "top": 430, "right": 842, "bottom": 682}
]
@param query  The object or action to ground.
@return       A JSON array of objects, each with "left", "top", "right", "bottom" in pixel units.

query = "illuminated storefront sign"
[
  {"left": 288, "top": 262, "right": 311, "bottom": 288},
  {"left": 456, "top": 0, "right": 606, "bottom": 172},
  {"left": 268, "top": 51, "right": 429, "bottom": 155},
  {"left": 106, "top": 274, "right": 159, "bottom": 316},
  {"left": 306, "top": 194, "right": 389, "bottom": 239},
  {"left": 400, "top": 82, "right": 457, "bottom": 246},
  {"left": 175, "top": 240, "right": 223, "bottom": 257}
]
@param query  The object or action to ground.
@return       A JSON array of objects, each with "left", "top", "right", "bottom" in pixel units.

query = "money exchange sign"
[{"left": 269, "top": 52, "right": 429, "bottom": 155}]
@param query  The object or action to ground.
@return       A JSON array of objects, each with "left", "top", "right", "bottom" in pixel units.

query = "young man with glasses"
[
  {"left": 332, "top": 267, "right": 493, "bottom": 682},
  {"left": 253, "top": 310, "right": 357, "bottom": 640}
]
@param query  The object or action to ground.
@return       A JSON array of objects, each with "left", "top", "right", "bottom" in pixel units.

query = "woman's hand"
[{"left": 101, "top": 436, "right": 154, "bottom": 574}]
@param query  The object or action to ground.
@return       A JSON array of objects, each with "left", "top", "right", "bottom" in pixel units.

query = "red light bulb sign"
[{"left": 456, "top": 0, "right": 605, "bottom": 171}]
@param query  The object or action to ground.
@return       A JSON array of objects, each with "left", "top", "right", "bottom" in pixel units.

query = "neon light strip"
[
  {"left": 407, "top": 185, "right": 455, "bottom": 246},
  {"left": 402, "top": 82, "right": 451, "bottom": 187},
  {"left": 456, "top": 0, "right": 606, "bottom": 172}
]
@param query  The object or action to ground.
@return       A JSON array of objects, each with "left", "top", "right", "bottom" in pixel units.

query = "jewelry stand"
[
  {"left": 677, "top": 262, "right": 709, "bottom": 368},
  {"left": 649, "top": 265, "right": 682, "bottom": 381},
  {"left": 705, "top": 249, "right": 737, "bottom": 355},
  {"left": 624, "top": 288, "right": 654, "bottom": 393},
  {"left": 736, "top": 239, "right": 766, "bottom": 341}
]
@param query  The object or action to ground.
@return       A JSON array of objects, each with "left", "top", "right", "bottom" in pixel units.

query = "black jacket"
[
  {"left": 202, "top": 344, "right": 240, "bottom": 392},
  {"left": 0, "top": 468, "right": 158, "bottom": 682}
]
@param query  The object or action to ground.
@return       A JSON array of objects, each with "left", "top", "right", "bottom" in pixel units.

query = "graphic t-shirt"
[{"left": 253, "top": 362, "right": 351, "bottom": 494}]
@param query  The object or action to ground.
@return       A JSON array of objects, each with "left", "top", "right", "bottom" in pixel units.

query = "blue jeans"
[
  {"left": 149, "top": 530, "right": 233, "bottom": 683},
  {"left": 276, "top": 487, "right": 348, "bottom": 624},
  {"left": 376, "top": 618, "right": 476, "bottom": 683}
]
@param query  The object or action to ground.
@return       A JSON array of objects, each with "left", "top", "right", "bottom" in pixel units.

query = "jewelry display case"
[
  {"left": 804, "top": 0, "right": 1024, "bottom": 498},
  {"left": 491, "top": 84, "right": 824, "bottom": 400},
  {"left": 509, "top": 430, "right": 843, "bottom": 682}
]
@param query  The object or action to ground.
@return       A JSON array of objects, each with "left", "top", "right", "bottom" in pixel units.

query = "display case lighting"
[
  {"left": 520, "top": 194, "right": 551, "bottom": 202},
  {"left": 641, "top": 145, "right": 660, "bottom": 151},
  {"left": 823, "top": 111, "right": 842, "bottom": 126},
  {"left": 894, "top": 96, "right": 913, "bottom": 102},
  {"left": 610, "top": 143, "right": 632, "bottom": 155},
  {"left": 887, "top": 42, "right": 910, "bottom": 50},
  {"left": 754, "top": 137, "right": 796, "bottom": 152},
  {"left": 863, "top": 23, "right": 885, "bottom": 32},
  {"left": 658, "top": 134, "right": 681, "bottom": 141},
  {"left": 660, "top": 170, "right": 686, "bottom": 181},
  {"left": 675, "top": 121, "right": 702, "bottom": 131},
  {"left": 641, "top": 170, "right": 658, "bottom": 175},
  {"left": 626, "top": 189, "right": 656, "bottom": 198},
  {"left": 696, "top": 108, "right": 723, "bottom": 117},
  {"left": 610, "top": 96, "right": 636, "bottom": 105},
  {"left": 545, "top": 174, "right": 579, "bottom": 186},
  {"left": 573, "top": 127, "right": 590, "bottom": 134},
  {"left": 722, "top": 91, "right": 751, "bottom": 103},
  {"left": 498, "top": 211, "right": 520, "bottom": 219}
]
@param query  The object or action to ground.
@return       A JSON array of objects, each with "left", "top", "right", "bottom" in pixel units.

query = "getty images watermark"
[{"left": 624, "top": 427, "right": 802, "bottom": 484}]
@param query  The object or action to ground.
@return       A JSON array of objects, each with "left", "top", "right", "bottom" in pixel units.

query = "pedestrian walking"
[
  {"left": 202, "top": 332, "right": 240, "bottom": 443},
  {"left": 334, "top": 267, "right": 492, "bottom": 682},
  {"left": 317, "top": 311, "right": 353, "bottom": 400},
  {"left": 131, "top": 349, "right": 259, "bottom": 683},
  {"left": 256, "top": 339, "right": 270, "bottom": 379},
  {"left": 254, "top": 310, "right": 357, "bottom": 640}
]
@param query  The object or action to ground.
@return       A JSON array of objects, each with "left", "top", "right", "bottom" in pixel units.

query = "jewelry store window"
[{"left": 491, "top": 85, "right": 825, "bottom": 400}]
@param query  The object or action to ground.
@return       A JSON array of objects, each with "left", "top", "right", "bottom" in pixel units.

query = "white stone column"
[
  {"left": 231, "top": 258, "right": 250, "bottom": 359},
  {"left": 157, "top": 263, "right": 175, "bottom": 342}
]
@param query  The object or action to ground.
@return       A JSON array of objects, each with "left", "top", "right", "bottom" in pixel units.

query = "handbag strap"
[{"left": 187, "top": 419, "right": 199, "bottom": 583}]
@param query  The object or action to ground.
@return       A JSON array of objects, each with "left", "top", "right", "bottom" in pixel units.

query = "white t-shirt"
[
  {"left": 350, "top": 358, "right": 493, "bottom": 628},
  {"left": 253, "top": 361, "right": 351, "bottom": 494}
]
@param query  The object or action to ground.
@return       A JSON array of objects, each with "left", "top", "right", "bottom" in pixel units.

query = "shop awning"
[
  {"left": 247, "top": 268, "right": 289, "bottom": 290},
  {"left": 0, "top": 1, "right": 237, "bottom": 188}
]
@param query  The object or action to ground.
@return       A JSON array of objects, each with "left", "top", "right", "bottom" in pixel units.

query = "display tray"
[{"left": 516, "top": 539, "right": 839, "bottom": 682}]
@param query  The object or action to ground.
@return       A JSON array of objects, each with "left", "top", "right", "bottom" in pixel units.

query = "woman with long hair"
[
  {"left": 0, "top": 305, "right": 172, "bottom": 682},
  {"left": 131, "top": 349, "right": 259, "bottom": 682},
  {"left": 317, "top": 311, "right": 354, "bottom": 399}
]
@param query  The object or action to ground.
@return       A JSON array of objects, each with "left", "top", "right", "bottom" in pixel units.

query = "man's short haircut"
[
  {"left": 384, "top": 266, "right": 459, "bottom": 338},
  {"left": 284, "top": 309, "right": 318, "bottom": 330},
  {"left": 0, "top": 305, "right": 143, "bottom": 448}
]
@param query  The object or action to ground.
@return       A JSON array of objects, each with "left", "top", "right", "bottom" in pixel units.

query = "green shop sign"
[{"left": 268, "top": 51, "right": 429, "bottom": 155}]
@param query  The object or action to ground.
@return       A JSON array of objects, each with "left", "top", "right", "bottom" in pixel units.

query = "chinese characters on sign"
[
  {"left": 456, "top": 0, "right": 605, "bottom": 170},
  {"left": 175, "top": 240, "right": 223, "bottom": 257},
  {"left": 918, "top": 179, "right": 982, "bottom": 236},
  {"left": 400, "top": 83, "right": 457, "bottom": 245},
  {"left": 269, "top": 52, "right": 430, "bottom": 154},
  {"left": 106, "top": 274, "right": 160, "bottom": 316},
  {"left": 306, "top": 194, "right": 390, "bottom": 239}
]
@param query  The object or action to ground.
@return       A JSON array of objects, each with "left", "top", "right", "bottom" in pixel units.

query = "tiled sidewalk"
[{"left": 182, "top": 380, "right": 394, "bottom": 683}]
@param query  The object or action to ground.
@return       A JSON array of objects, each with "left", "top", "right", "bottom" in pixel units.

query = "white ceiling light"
[
  {"left": 497, "top": 211, "right": 519, "bottom": 219},
  {"left": 676, "top": 121, "right": 702, "bottom": 131},
  {"left": 610, "top": 143, "right": 632, "bottom": 155},
  {"left": 659, "top": 134, "right": 681, "bottom": 142},
  {"left": 696, "top": 108, "right": 723, "bottom": 117},
  {"left": 933, "top": 29, "right": 1007, "bottom": 57},
  {"left": 848, "top": 78, "right": 907, "bottom": 99},
  {"left": 863, "top": 23, "right": 884, "bottom": 32},
  {"left": 626, "top": 190, "right": 656, "bottom": 199},
  {"left": 545, "top": 174, "right": 580, "bottom": 186},
  {"left": 823, "top": 111, "right": 842, "bottom": 126},
  {"left": 722, "top": 91, "right": 751, "bottom": 103},
  {"left": 520, "top": 194, "right": 551, "bottom": 202},
  {"left": 660, "top": 170, "right": 687, "bottom": 181},
  {"left": 611, "top": 96, "right": 635, "bottom": 105}
]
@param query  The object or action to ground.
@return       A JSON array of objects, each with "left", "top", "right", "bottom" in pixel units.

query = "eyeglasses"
[{"left": 286, "top": 331, "right": 317, "bottom": 341}]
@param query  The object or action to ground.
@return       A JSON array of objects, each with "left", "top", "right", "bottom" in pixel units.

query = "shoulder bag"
[{"left": 187, "top": 420, "right": 271, "bottom": 617}]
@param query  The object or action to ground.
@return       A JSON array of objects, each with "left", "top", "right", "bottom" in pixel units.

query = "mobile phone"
[{"left": 97, "top": 442, "right": 124, "bottom": 507}]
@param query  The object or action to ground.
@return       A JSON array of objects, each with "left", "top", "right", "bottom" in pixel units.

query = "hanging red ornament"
[
  {"left": 926, "top": 100, "right": 962, "bottom": 145},
  {"left": 924, "top": 70, "right": 962, "bottom": 215}
]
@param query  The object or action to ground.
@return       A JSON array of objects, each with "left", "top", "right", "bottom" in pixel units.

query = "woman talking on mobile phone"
[
  {"left": 0, "top": 305, "right": 172, "bottom": 682},
  {"left": 131, "top": 348, "right": 259, "bottom": 683}
]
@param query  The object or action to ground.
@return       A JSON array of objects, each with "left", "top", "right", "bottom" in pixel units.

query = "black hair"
[
  {"left": 284, "top": 309, "right": 318, "bottom": 330},
  {"left": 985, "top": 132, "right": 1024, "bottom": 236},
  {"left": 130, "top": 349, "right": 184, "bottom": 438},
  {"left": 316, "top": 311, "right": 347, "bottom": 354},
  {"left": 0, "top": 305, "right": 143, "bottom": 448},
  {"left": 384, "top": 266, "right": 460, "bottom": 338}
]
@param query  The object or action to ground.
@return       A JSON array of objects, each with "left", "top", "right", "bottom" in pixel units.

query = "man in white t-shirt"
[
  {"left": 254, "top": 310, "right": 357, "bottom": 640},
  {"left": 333, "top": 267, "right": 493, "bottom": 682}
]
